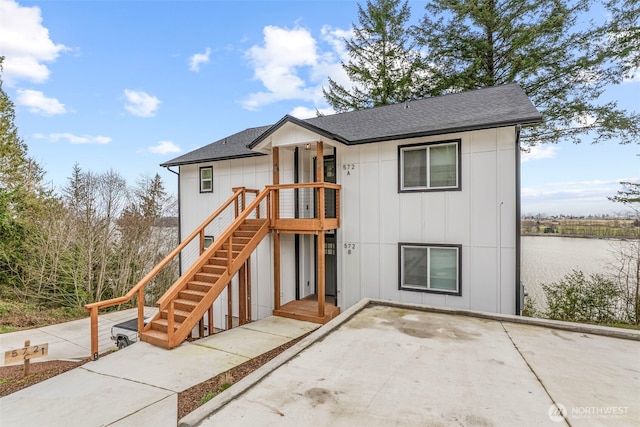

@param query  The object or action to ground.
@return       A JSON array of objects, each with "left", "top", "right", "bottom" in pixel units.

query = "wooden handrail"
[
  {"left": 83, "top": 187, "right": 253, "bottom": 360},
  {"left": 156, "top": 187, "right": 272, "bottom": 309},
  {"left": 266, "top": 182, "right": 340, "bottom": 190},
  {"left": 84, "top": 182, "right": 341, "bottom": 359}
]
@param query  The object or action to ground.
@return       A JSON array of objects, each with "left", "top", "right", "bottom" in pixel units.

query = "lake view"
[{"left": 521, "top": 236, "right": 632, "bottom": 311}]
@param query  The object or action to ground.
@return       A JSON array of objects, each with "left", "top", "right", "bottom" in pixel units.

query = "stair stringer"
[
  {"left": 143, "top": 218, "right": 270, "bottom": 349},
  {"left": 169, "top": 220, "right": 269, "bottom": 347}
]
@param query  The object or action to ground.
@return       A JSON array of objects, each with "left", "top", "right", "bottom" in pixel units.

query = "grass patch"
[
  {"left": 0, "top": 299, "right": 88, "bottom": 332},
  {"left": 0, "top": 377, "right": 13, "bottom": 385},
  {"left": 199, "top": 382, "right": 232, "bottom": 406}
]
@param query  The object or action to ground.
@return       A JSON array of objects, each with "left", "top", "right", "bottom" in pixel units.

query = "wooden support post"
[
  {"left": 246, "top": 257, "right": 252, "bottom": 321},
  {"left": 316, "top": 141, "right": 324, "bottom": 182},
  {"left": 273, "top": 147, "right": 280, "bottom": 223},
  {"left": 90, "top": 307, "right": 98, "bottom": 361},
  {"left": 316, "top": 141, "right": 325, "bottom": 228},
  {"left": 227, "top": 282, "right": 233, "bottom": 329},
  {"left": 199, "top": 229, "right": 205, "bottom": 254},
  {"left": 239, "top": 262, "right": 246, "bottom": 325},
  {"left": 317, "top": 231, "right": 326, "bottom": 318},
  {"left": 273, "top": 147, "right": 280, "bottom": 185},
  {"left": 227, "top": 234, "right": 233, "bottom": 272},
  {"left": 24, "top": 340, "right": 30, "bottom": 377},
  {"left": 274, "top": 232, "right": 281, "bottom": 310},
  {"left": 137, "top": 288, "right": 144, "bottom": 333},
  {"left": 208, "top": 305, "right": 214, "bottom": 335},
  {"left": 168, "top": 301, "right": 174, "bottom": 346},
  {"left": 199, "top": 317, "right": 204, "bottom": 338}
]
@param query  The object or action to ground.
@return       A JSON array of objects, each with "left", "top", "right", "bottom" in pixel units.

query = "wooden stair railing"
[
  {"left": 140, "top": 202, "right": 270, "bottom": 348},
  {"left": 83, "top": 187, "right": 258, "bottom": 360},
  {"left": 84, "top": 182, "right": 342, "bottom": 358}
]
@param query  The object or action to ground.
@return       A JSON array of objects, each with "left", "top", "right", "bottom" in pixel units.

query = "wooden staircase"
[
  {"left": 140, "top": 218, "right": 269, "bottom": 349},
  {"left": 85, "top": 182, "right": 342, "bottom": 360}
]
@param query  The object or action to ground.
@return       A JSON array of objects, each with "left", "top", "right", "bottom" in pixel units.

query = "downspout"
[
  {"left": 165, "top": 166, "right": 182, "bottom": 276},
  {"left": 515, "top": 124, "right": 522, "bottom": 315}
]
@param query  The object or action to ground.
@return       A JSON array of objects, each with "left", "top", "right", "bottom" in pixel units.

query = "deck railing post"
[
  {"left": 168, "top": 300, "right": 174, "bottom": 346},
  {"left": 137, "top": 288, "right": 144, "bottom": 333},
  {"left": 90, "top": 307, "right": 99, "bottom": 361},
  {"left": 227, "top": 234, "right": 233, "bottom": 271},
  {"left": 227, "top": 282, "right": 233, "bottom": 329}
]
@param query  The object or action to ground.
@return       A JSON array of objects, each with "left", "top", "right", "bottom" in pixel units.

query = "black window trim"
[
  {"left": 398, "top": 242, "right": 462, "bottom": 296},
  {"left": 397, "top": 139, "right": 462, "bottom": 193},
  {"left": 199, "top": 166, "right": 213, "bottom": 193}
]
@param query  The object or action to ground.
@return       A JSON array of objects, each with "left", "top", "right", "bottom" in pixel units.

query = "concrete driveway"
[{"left": 183, "top": 300, "right": 640, "bottom": 427}]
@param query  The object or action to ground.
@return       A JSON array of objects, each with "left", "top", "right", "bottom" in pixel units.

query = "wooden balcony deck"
[
  {"left": 272, "top": 218, "right": 339, "bottom": 234},
  {"left": 273, "top": 299, "right": 341, "bottom": 324}
]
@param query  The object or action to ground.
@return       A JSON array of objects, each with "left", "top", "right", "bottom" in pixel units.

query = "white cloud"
[
  {"left": 0, "top": 0, "right": 68, "bottom": 85},
  {"left": 48, "top": 133, "right": 111, "bottom": 144},
  {"left": 289, "top": 105, "right": 333, "bottom": 119},
  {"left": 623, "top": 67, "right": 640, "bottom": 83},
  {"left": 242, "top": 25, "right": 350, "bottom": 111},
  {"left": 572, "top": 112, "right": 597, "bottom": 129},
  {"left": 148, "top": 140, "right": 181, "bottom": 154},
  {"left": 521, "top": 145, "right": 559, "bottom": 163},
  {"left": 189, "top": 48, "right": 211, "bottom": 72},
  {"left": 123, "top": 89, "right": 161, "bottom": 117},
  {"left": 521, "top": 177, "right": 639, "bottom": 215},
  {"left": 16, "top": 89, "right": 65, "bottom": 115}
]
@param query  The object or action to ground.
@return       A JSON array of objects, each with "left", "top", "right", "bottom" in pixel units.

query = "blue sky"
[{"left": 1, "top": 0, "right": 638, "bottom": 216}]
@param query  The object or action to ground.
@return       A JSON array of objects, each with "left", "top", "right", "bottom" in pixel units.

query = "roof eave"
[
  {"left": 160, "top": 151, "right": 266, "bottom": 168},
  {"left": 247, "top": 114, "right": 350, "bottom": 149},
  {"left": 345, "top": 116, "right": 543, "bottom": 145}
]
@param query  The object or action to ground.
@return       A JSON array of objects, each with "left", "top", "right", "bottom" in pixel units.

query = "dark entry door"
[{"left": 313, "top": 154, "right": 338, "bottom": 300}]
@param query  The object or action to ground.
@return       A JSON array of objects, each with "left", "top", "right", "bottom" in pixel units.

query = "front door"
[{"left": 313, "top": 154, "right": 338, "bottom": 300}]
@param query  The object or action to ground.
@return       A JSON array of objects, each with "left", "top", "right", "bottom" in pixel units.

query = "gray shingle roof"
[
  {"left": 162, "top": 83, "right": 541, "bottom": 167},
  {"left": 160, "top": 126, "right": 271, "bottom": 167}
]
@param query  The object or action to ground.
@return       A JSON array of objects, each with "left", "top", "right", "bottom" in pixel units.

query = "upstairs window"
[
  {"left": 200, "top": 166, "right": 213, "bottom": 193},
  {"left": 399, "top": 140, "right": 460, "bottom": 192}
]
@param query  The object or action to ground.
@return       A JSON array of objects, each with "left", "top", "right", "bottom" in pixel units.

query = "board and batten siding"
[
  {"left": 336, "top": 126, "right": 517, "bottom": 315},
  {"left": 178, "top": 154, "right": 297, "bottom": 327},
  {"left": 178, "top": 124, "right": 518, "bottom": 326}
]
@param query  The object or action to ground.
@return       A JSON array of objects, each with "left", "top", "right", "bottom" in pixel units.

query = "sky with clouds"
[{"left": 0, "top": 0, "right": 638, "bottom": 216}]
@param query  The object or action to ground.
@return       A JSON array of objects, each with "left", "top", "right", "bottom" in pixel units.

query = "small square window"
[
  {"left": 203, "top": 235, "right": 214, "bottom": 251},
  {"left": 399, "top": 243, "right": 461, "bottom": 295},
  {"left": 200, "top": 166, "right": 213, "bottom": 193},
  {"left": 399, "top": 140, "right": 460, "bottom": 192}
]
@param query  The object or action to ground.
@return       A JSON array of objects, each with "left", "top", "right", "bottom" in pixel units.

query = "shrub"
[{"left": 542, "top": 270, "right": 622, "bottom": 324}]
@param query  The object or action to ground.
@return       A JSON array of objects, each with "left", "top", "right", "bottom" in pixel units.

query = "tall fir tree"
[
  {"left": 323, "top": 0, "right": 421, "bottom": 112},
  {"left": 0, "top": 57, "right": 49, "bottom": 292},
  {"left": 412, "top": 0, "right": 640, "bottom": 146}
]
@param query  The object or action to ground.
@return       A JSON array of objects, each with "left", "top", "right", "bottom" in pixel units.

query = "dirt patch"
[
  {"left": 0, "top": 359, "right": 89, "bottom": 397},
  {"left": 177, "top": 331, "right": 310, "bottom": 419}
]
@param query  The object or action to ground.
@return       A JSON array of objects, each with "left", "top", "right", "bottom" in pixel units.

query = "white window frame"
[
  {"left": 398, "top": 243, "right": 461, "bottom": 295},
  {"left": 398, "top": 139, "right": 461, "bottom": 192},
  {"left": 200, "top": 166, "right": 213, "bottom": 193}
]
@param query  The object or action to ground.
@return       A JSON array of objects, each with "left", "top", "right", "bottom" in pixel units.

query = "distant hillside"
[{"left": 521, "top": 217, "right": 639, "bottom": 238}]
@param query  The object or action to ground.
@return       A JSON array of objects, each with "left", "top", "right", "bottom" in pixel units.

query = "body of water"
[{"left": 521, "top": 236, "right": 631, "bottom": 312}]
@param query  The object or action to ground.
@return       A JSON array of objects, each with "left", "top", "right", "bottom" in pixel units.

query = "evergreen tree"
[
  {"left": 412, "top": 0, "right": 640, "bottom": 145},
  {"left": 0, "top": 57, "right": 48, "bottom": 291},
  {"left": 323, "top": 0, "right": 421, "bottom": 112}
]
